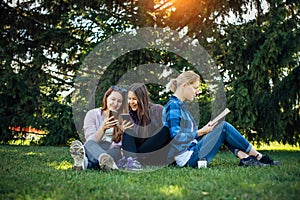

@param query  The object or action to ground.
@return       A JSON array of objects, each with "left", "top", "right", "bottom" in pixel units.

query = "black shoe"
[
  {"left": 259, "top": 155, "right": 281, "bottom": 166},
  {"left": 239, "top": 156, "right": 269, "bottom": 167}
]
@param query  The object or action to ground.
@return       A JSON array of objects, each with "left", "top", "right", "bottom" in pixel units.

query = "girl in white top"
[{"left": 70, "top": 86, "right": 133, "bottom": 171}]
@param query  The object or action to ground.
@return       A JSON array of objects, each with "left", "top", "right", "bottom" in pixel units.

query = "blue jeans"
[
  {"left": 187, "top": 121, "right": 252, "bottom": 167},
  {"left": 84, "top": 140, "right": 122, "bottom": 169}
]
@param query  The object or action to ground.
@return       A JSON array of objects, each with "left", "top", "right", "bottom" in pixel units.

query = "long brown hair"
[
  {"left": 128, "top": 83, "right": 151, "bottom": 126},
  {"left": 101, "top": 86, "right": 127, "bottom": 114},
  {"left": 101, "top": 86, "right": 128, "bottom": 143}
]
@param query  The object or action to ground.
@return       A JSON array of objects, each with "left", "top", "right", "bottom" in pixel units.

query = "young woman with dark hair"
[{"left": 121, "top": 83, "right": 171, "bottom": 165}]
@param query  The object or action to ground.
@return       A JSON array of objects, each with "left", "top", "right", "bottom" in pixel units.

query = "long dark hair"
[
  {"left": 101, "top": 86, "right": 128, "bottom": 143},
  {"left": 128, "top": 83, "right": 151, "bottom": 126}
]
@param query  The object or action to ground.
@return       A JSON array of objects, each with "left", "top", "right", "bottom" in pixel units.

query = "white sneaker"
[
  {"left": 98, "top": 153, "right": 119, "bottom": 171},
  {"left": 70, "top": 140, "right": 87, "bottom": 170}
]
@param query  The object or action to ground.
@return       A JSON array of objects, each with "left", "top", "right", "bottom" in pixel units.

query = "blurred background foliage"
[{"left": 0, "top": 0, "right": 299, "bottom": 146}]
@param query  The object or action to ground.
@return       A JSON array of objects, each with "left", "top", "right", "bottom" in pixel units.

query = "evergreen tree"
[{"left": 1, "top": 0, "right": 298, "bottom": 145}]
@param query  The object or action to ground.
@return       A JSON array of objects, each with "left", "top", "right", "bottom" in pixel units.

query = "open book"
[{"left": 208, "top": 108, "right": 230, "bottom": 126}]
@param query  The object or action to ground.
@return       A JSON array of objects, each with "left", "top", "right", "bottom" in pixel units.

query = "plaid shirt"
[{"left": 162, "top": 95, "right": 198, "bottom": 163}]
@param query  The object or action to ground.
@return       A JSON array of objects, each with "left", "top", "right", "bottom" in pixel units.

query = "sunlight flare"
[
  {"left": 48, "top": 160, "right": 73, "bottom": 170},
  {"left": 160, "top": 185, "right": 183, "bottom": 197}
]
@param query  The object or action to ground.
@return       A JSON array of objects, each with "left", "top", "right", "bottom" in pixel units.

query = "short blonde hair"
[{"left": 169, "top": 71, "right": 200, "bottom": 92}]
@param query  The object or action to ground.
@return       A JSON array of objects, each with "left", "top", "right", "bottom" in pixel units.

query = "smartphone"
[
  {"left": 121, "top": 113, "right": 131, "bottom": 122},
  {"left": 109, "top": 110, "right": 118, "bottom": 119}
]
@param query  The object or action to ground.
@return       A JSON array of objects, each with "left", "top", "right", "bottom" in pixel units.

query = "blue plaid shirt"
[{"left": 162, "top": 95, "right": 199, "bottom": 163}]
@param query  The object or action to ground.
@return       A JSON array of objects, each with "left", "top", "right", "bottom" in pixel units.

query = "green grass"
[{"left": 0, "top": 145, "right": 299, "bottom": 200}]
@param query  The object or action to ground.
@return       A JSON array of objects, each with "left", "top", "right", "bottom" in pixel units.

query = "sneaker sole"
[
  {"left": 70, "top": 140, "right": 85, "bottom": 170},
  {"left": 99, "top": 153, "right": 119, "bottom": 171}
]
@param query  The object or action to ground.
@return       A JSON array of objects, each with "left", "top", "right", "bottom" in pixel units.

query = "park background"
[{"left": 1, "top": 0, "right": 300, "bottom": 199}]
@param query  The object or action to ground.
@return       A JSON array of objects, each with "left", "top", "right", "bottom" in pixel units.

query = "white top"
[
  {"left": 102, "top": 128, "right": 114, "bottom": 143},
  {"left": 83, "top": 108, "right": 110, "bottom": 143},
  {"left": 174, "top": 139, "right": 198, "bottom": 167},
  {"left": 175, "top": 150, "right": 194, "bottom": 167}
]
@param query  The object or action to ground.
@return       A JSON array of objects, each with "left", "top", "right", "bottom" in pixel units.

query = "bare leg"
[
  {"left": 236, "top": 150, "right": 249, "bottom": 159},
  {"left": 237, "top": 148, "right": 262, "bottom": 159}
]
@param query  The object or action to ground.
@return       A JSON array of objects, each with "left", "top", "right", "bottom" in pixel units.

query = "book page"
[{"left": 208, "top": 108, "right": 230, "bottom": 126}]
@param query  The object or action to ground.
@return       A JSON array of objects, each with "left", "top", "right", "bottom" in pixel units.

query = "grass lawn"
[{"left": 0, "top": 144, "right": 299, "bottom": 200}]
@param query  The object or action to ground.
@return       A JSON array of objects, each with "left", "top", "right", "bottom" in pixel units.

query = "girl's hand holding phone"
[
  {"left": 103, "top": 116, "right": 119, "bottom": 129},
  {"left": 119, "top": 120, "right": 133, "bottom": 132}
]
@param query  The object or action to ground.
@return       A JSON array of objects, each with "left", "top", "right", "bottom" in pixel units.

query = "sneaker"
[
  {"left": 98, "top": 153, "right": 119, "bottom": 171},
  {"left": 117, "top": 156, "right": 142, "bottom": 171},
  {"left": 116, "top": 156, "right": 127, "bottom": 168},
  {"left": 70, "top": 140, "right": 87, "bottom": 170},
  {"left": 238, "top": 156, "right": 269, "bottom": 167},
  {"left": 259, "top": 155, "right": 281, "bottom": 166}
]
